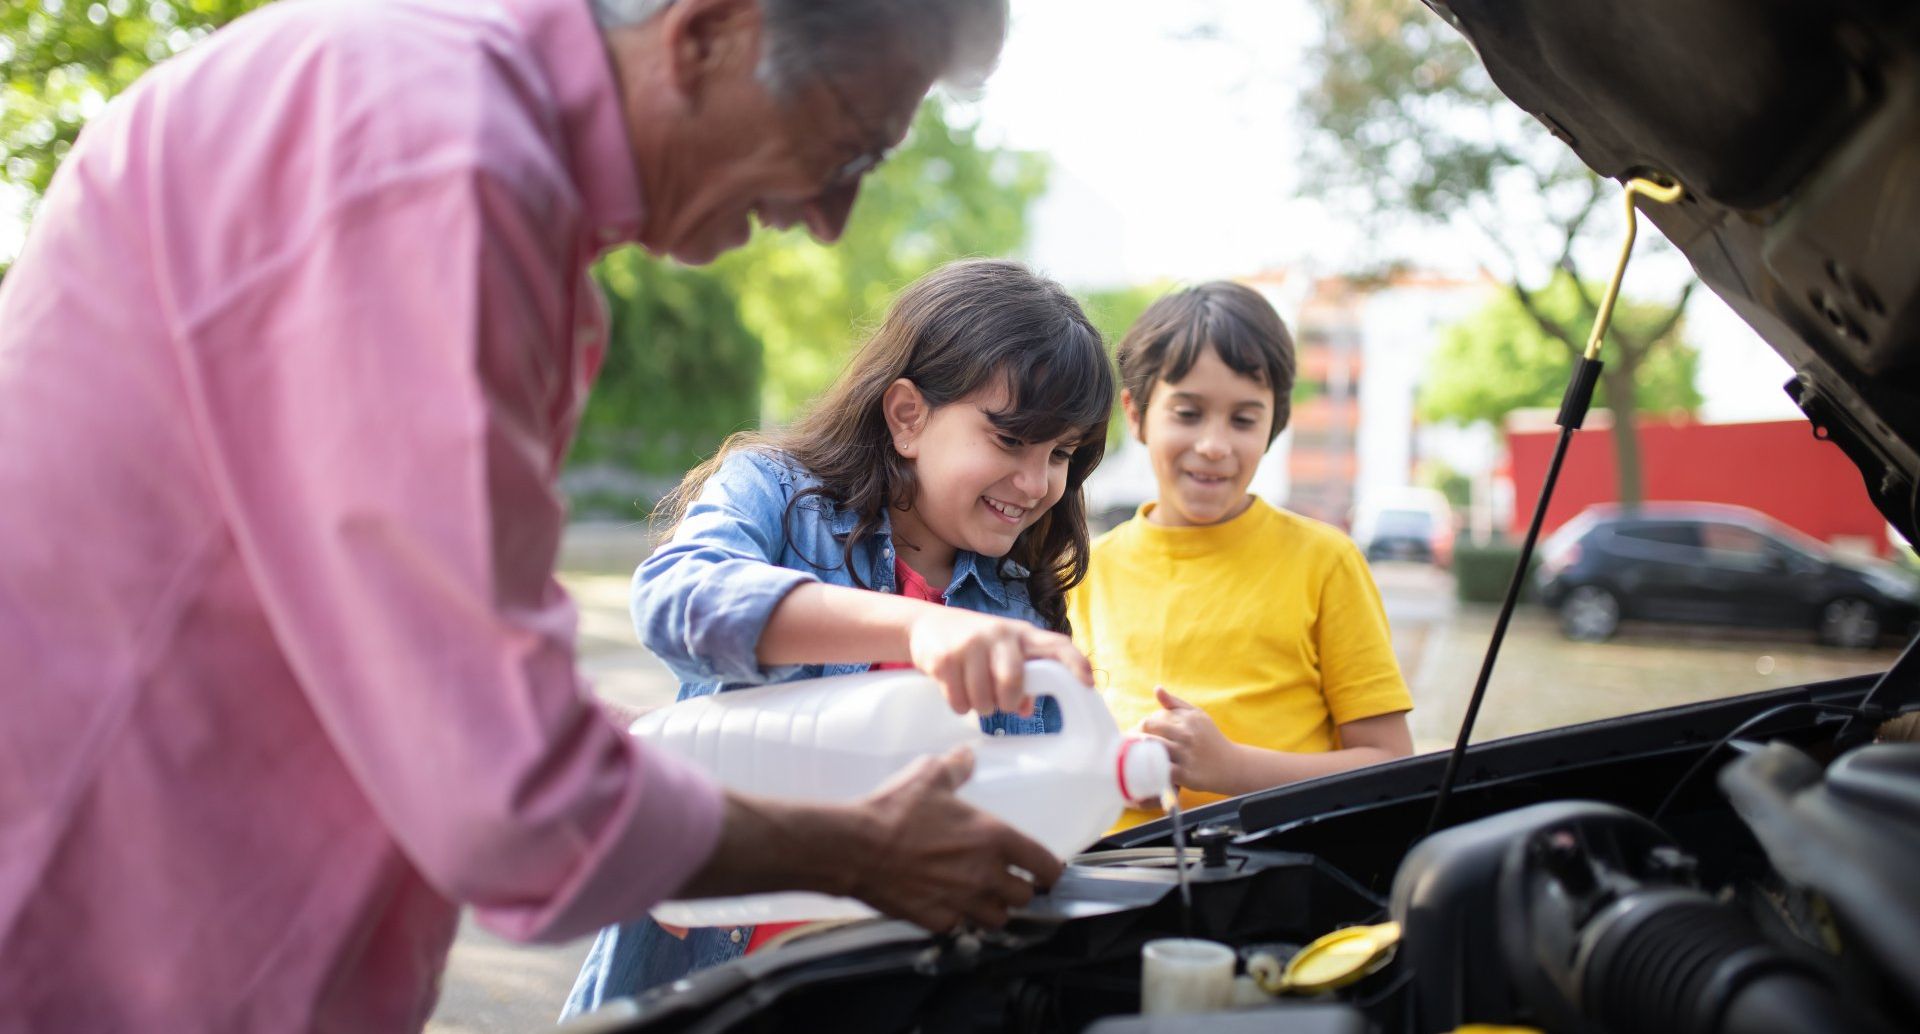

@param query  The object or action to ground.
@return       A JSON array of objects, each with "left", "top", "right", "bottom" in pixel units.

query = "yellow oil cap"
[{"left": 1277, "top": 920, "right": 1402, "bottom": 994}]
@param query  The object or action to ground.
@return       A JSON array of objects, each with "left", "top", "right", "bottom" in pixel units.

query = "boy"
[{"left": 1069, "top": 282, "right": 1414, "bottom": 828}]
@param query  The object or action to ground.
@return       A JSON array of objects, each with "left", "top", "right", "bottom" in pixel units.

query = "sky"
[{"left": 966, "top": 0, "right": 1331, "bottom": 286}]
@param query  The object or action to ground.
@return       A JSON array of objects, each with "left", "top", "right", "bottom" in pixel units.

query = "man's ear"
[
  {"left": 883, "top": 379, "right": 929, "bottom": 458},
  {"left": 661, "top": 0, "right": 763, "bottom": 107},
  {"left": 1120, "top": 387, "right": 1147, "bottom": 444}
]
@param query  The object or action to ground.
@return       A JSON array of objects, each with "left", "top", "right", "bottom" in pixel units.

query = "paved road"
[{"left": 426, "top": 547, "right": 1901, "bottom": 1031}]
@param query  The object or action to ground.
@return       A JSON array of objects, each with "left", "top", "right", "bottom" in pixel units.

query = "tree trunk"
[{"left": 1602, "top": 363, "right": 1645, "bottom": 510}]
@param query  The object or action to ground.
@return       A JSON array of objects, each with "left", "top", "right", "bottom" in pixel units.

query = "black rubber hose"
[
  {"left": 1579, "top": 890, "right": 1896, "bottom": 1034},
  {"left": 1721, "top": 971, "right": 1898, "bottom": 1034}
]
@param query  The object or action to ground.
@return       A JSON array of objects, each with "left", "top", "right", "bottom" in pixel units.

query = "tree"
[
  {"left": 573, "top": 97, "right": 1047, "bottom": 501},
  {"left": 1077, "top": 282, "right": 1170, "bottom": 445},
  {"left": 2, "top": 0, "right": 262, "bottom": 204},
  {"left": 1301, "top": 0, "right": 1699, "bottom": 506},
  {"left": 1419, "top": 273, "right": 1702, "bottom": 428},
  {"left": 706, "top": 98, "right": 1047, "bottom": 421},
  {"left": 3, "top": 0, "right": 272, "bottom": 282},
  {"left": 576, "top": 252, "right": 763, "bottom": 483}
]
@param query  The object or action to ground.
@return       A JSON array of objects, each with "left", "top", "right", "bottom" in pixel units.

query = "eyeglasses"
[{"left": 815, "top": 73, "right": 895, "bottom": 189}]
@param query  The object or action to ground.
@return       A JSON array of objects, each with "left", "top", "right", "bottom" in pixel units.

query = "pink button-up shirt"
[{"left": 0, "top": 0, "right": 724, "bottom": 1028}]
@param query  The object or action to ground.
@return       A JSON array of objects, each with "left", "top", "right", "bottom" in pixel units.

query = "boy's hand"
[
  {"left": 1140, "top": 687, "right": 1245, "bottom": 795},
  {"left": 907, "top": 609, "right": 1093, "bottom": 718}
]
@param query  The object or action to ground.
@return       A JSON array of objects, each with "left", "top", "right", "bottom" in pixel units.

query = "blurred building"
[
  {"left": 1254, "top": 269, "right": 1490, "bottom": 529},
  {"left": 1082, "top": 268, "right": 1491, "bottom": 529}
]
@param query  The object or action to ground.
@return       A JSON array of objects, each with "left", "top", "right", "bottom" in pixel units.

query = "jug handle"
[{"left": 1010, "top": 659, "right": 1119, "bottom": 740}]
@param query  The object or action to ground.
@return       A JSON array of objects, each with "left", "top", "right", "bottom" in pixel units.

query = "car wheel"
[
  {"left": 1560, "top": 585, "right": 1621, "bottom": 642},
  {"left": 1817, "top": 597, "right": 1881, "bottom": 649}
]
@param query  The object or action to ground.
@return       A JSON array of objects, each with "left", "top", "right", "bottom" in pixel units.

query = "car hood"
[{"left": 1421, "top": 0, "right": 1920, "bottom": 548}]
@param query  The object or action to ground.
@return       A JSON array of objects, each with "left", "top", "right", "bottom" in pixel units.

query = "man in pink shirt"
[{"left": 0, "top": 0, "right": 1069, "bottom": 1029}]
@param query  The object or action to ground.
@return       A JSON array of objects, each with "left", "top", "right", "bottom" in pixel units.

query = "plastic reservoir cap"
[
  {"left": 1117, "top": 735, "right": 1172, "bottom": 803},
  {"left": 1278, "top": 920, "right": 1401, "bottom": 994}
]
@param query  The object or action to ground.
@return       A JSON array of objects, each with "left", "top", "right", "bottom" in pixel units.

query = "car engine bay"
[{"left": 574, "top": 659, "right": 1920, "bottom": 1034}]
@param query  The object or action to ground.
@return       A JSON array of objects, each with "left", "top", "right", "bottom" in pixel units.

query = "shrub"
[{"left": 1452, "top": 541, "right": 1540, "bottom": 604}]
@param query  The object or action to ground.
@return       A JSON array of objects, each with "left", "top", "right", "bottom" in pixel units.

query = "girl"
[
  {"left": 1069, "top": 281, "right": 1414, "bottom": 831},
  {"left": 563, "top": 259, "right": 1115, "bottom": 1014}
]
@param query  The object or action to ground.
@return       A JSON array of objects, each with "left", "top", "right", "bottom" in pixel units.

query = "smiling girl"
[
  {"left": 1068, "top": 282, "right": 1413, "bottom": 830},
  {"left": 562, "top": 259, "right": 1114, "bottom": 1013}
]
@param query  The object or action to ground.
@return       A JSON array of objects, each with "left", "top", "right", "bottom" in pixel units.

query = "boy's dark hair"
[
  {"left": 659, "top": 259, "right": 1114, "bottom": 633},
  {"left": 1114, "top": 281, "right": 1296, "bottom": 444}
]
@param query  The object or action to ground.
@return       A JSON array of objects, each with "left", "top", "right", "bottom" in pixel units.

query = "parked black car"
[{"left": 1535, "top": 502, "right": 1920, "bottom": 647}]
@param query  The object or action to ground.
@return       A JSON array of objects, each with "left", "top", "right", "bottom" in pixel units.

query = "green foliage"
[
  {"left": 1075, "top": 282, "right": 1169, "bottom": 444},
  {"left": 579, "top": 252, "right": 763, "bottom": 475},
  {"left": 1453, "top": 541, "right": 1538, "bottom": 605},
  {"left": 2, "top": 0, "right": 268, "bottom": 203},
  {"left": 706, "top": 99, "right": 1048, "bottom": 421},
  {"left": 578, "top": 98, "right": 1048, "bottom": 477},
  {"left": 1303, "top": 0, "right": 1701, "bottom": 504},
  {"left": 1300, "top": 0, "right": 1601, "bottom": 246},
  {"left": 1078, "top": 282, "right": 1167, "bottom": 357},
  {"left": 1301, "top": 0, "right": 1525, "bottom": 222},
  {"left": 1418, "top": 275, "right": 1703, "bottom": 428},
  {"left": 1418, "top": 461, "right": 1472, "bottom": 511}
]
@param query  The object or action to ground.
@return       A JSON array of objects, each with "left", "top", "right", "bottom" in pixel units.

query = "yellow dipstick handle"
[{"left": 1585, "top": 176, "right": 1687, "bottom": 360}]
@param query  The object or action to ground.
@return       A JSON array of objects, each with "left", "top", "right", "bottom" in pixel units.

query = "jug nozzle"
[{"left": 1117, "top": 735, "right": 1172, "bottom": 804}]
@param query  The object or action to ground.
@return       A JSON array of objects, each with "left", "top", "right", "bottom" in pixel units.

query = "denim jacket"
[{"left": 562, "top": 449, "right": 1060, "bottom": 1019}]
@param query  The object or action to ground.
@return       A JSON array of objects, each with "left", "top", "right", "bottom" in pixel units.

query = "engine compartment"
[{"left": 577, "top": 669, "right": 1920, "bottom": 1034}]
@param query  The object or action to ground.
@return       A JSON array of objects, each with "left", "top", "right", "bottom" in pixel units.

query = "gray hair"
[{"left": 590, "top": 0, "right": 1008, "bottom": 96}]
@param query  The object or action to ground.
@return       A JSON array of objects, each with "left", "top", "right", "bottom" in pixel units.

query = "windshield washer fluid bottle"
[{"left": 638, "top": 660, "right": 1171, "bottom": 928}]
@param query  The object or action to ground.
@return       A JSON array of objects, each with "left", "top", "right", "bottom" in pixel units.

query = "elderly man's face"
[{"left": 621, "top": 0, "right": 932, "bottom": 265}]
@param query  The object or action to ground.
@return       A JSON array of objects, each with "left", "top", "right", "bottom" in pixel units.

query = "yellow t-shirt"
[{"left": 1068, "top": 498, "right": 1412, "bottom": 829}]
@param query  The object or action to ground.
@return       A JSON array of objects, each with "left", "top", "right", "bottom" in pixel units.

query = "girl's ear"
[
  {"left": 882, "top": 378, "right": 929, "bottom": 459},
  {"left": 1120, "top": 387, "right": 1147, "bottom": 444}
]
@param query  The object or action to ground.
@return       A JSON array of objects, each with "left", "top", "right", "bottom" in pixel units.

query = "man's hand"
[
  {"left": 674, "top": 746, "right": 1065, "bottom": 933},
  {"left": 907, "top": 608, "right": 1092, "bottom": 718},
  {"left": 843, "top": 746, "right": 1064, "bottom": 931},
  {"left": 1139, "top": 687, "right": 1245, "bottom": 795}
]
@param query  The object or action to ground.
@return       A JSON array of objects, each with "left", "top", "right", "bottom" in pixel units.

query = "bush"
[{"left": 1452, "top": 541, "right": 1540, "bottom": 604}]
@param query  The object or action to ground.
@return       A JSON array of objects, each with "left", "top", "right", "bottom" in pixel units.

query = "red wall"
[{"left": 1505, "top": 418, "right": 1892, "bottom": 555}]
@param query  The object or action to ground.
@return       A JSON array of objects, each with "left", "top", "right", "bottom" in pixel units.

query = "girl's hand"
[
  {"left": 907, "top": 608, "right": 1093, "bottom": 717},
  {"left": 1140, "top": 687, "right": 1245, "bottom": 794}
]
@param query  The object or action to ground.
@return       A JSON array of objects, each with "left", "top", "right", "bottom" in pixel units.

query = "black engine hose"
[
  {"left": 1577, "top": 890, "right": 1896, "bottom": 1034},
  {"left": 1721, "top": 971, "right": 1895, "bottom": 1034}
]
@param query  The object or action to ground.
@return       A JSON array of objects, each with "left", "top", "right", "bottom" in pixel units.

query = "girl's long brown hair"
[{"left": 657, "top": 259, "right": 1113, "bottom": 632}]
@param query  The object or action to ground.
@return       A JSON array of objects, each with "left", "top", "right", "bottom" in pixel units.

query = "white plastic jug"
[{"left": 636, "top": 660, "right": 1171, "bottom": 928}]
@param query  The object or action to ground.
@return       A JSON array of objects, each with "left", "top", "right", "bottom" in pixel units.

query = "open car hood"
[{"left": 1421, "top": 0, "right": 1920, "bottom": 547}]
